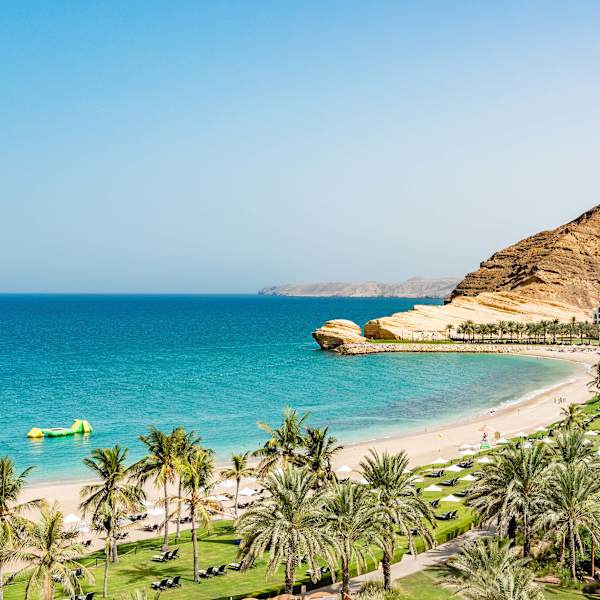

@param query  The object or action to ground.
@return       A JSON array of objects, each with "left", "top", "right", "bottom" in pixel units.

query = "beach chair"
[
  {"left": 150, "top": 578, "right": 169, "bottom": 590},
  {"left": 457, "top": 460, "right": 473, "bottom": 469},
  {"left": 430, "top": 499, "right": 440, "bottom": 509},
  {"left": 198, "top": 569, "right": 209, "bottom": 579},
  {"left": 428, "top": 470, "right": 445, "bottom": 478},
  {"left": 207, "top": 566, "right": 219, "bottom": 576},
  {"left": 216, "top": 565, "right": 227, "bottom": 575},
  {"left": 169, "top": 548, "right": 180, "bottom": 560},
  {"left": 84, "top": 593, "right": 95, "bottom": 600},
  {"left": 166, "top": 575, "right": 181, "bottom": 588},
  {"left": 82, "top": 540, "right": 92, "bottom": 548},
  {"left": 228, "top": 562, "right": 242, "bottom": 570},
  {"left": 435, "top": 511, "right": 457, "bottom": 521},
  {"left": 440, "top": 478, "right": 458, "bottom": 487},
  {"left": 152, "top": 551, "right": 171, "bottom": 562},
  {"left": 455, "top": 489, "right": 470, "bottom": 498}
]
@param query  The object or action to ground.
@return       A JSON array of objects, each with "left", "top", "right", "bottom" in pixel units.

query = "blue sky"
[{"left": 2, "top": 1, "right": 600, "bottom": 292}]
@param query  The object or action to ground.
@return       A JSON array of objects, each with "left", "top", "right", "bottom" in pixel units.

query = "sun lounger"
[
  {"left": 169, "top": 548, "right": 179, "bottom": 560},
  {"left": 216, "top": 564, "right": 227, "bottom": 575},
  {"left": 457, "top": 460, "right": 473, "bottom": 469},
  {"left": 198, "top": 569, "right": 209, "bottom": 579},
  {"left": 440, "top": 478, "right": 458, "bottom": 487},
  {"left": 207, "top": 566, "right": 219, "bottom": 576},
  {"left": 82, "top": 540, "right": 92, "bottom": 548},
  {"left": 228, "top": 562, "right": 242, "bottom": 570},
  {"left": 166, "top": 575, "right": 181, "bottom": 588},
  {"left": 430, "top": 499, "right": 440, "bottom": 509},
  {"left": 428, "top": 470, "right": 445, "bottom": 478},
  {"left": 435, "top": 510, "right": 458, "bottom": 521},
  {"left": 455, "top": 489, "right": 470, "bottom": 497},
  {"left": 152, "top": 551, "right": 172, "bottom": 562},
  {"left": 151, "top": 578, "right": 169, "bottom": 590}
]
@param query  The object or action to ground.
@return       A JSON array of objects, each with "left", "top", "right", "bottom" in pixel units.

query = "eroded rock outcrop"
[{"left": 312, "top": 319, "right": 366, "bottom": 349}]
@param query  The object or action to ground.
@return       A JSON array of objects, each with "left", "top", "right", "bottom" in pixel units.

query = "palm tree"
[
  {"left": 589, "top": 361, "right": 600, "bottom": 396},
  {"left": 570, "top": 316, "right": 577, "bottom": 345},
  {"left": 0, "top": 457, "right": 39, "bottom": 600},
  {"left": 470, "top": 444, "right": 550, "bottom": 555},
  {"left": 553, "top": 429, "right": 595, "bottom": 466},
  {"left": 300, "top": 426, "right": 343, "bottom": 486},
  {"left": 558, "top": 403, "right": 586, "bottom": 431},
  {"left": 134, "top": 427, "right": 179, "bottom": 551},
  {"left": 359, "top": 450, "right": 435, "bottom": 590},
  {"left": 538, "top": 463, "right": 600, "bottom": 580},
  {"left": 220, "top": 452, "right": 255, "bottom": 517},
  {"left": 21, "top": 502, "right": 92, "bottom": 600},
  {"left": 79, "top": 445, "right": 145, "bottom": 562},
  {"left": 171, "top": 428, "right": 201, "bottom": 542},
  {"left": 236, "top": 466, "right": 329, "bottom": 595},
  {"left": 323, "top": 481, "right": 387, "bottom": 597},
  {"left": 445, "top": 324, "right": 454, "bottom": 340},
  {"left": 253, "top": 407, "right": 309, "bottom": 476},
  {"left": 446, "top": 537, "right": 543, "bottom": 600},
  {"left": 498, "top": 321, "right": 507, "bottom": 343},
  {"left": 175, "top": 446, "right": 220, "bottom": 582}
]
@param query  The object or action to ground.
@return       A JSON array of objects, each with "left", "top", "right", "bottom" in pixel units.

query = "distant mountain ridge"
[{"left": 259, "top": 277, "right": 461, "bottom": 298}]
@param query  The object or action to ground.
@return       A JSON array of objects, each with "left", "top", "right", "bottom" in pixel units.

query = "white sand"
[{"left": 18, "top": 348, "right": 598, "bottom": 552}]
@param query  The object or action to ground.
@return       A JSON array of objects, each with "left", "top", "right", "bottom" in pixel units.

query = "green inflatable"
[{"left": 27, "top": 419, "right": 93, "bottom": 439}]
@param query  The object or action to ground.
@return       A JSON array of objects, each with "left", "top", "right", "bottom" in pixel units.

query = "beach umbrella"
[
  {"left": 441, "top": 494, "right": 461, "bottom": 503},
  {"left": 517, "top": 432, "right": 527, "bottom": 438},
  {"left": 522, "top": 442, "right": 533, "bottom": 449},
  {"left": 219, "top": 480, "right": 235, "bottom": 489},
  {"left": 458, "top": 443, "right": 472, "bottom": 450},
  {"left": 583, "top": 439, "right": 593, "bottom": 446},
  {"left": 148, "top": 507, "right": 165, "bottom": 518},
  {"left": 477, "top": 456, "right": 493, "bottom": 464},
  {"left": 496, "top": 437, "right": 508, "bottom": 444},
  {"left": 460, "top": 450, "right": 476, "bottom": 456},
  {"left": 585, "top": 430, "right": 599, "bottom": 436},
  {"left": 432, "top": 457, "right": 449, "bottom": 465},
  {"left": 64, "top": 514, "right": 81, "bottom": 525},
  {"left": 459, "top": 474, "right": 476, "bottom": 482},
  {"left": 446, "top": 464, "right": 463, "bottom": 472},
  {"left": 336, "top": 465, "right": 352, "bottom": 474},
  {"left": 423, "top": 485, "right": 442, "bottom": 492},
  {"left": 535, "top": 426, "right": 547, "bottom": 432},
  {"left": 413, "top": 477, "right": 424, "bottom": 483},
  {"left": 239, "top": 487, "right": 257, "bottom": 497},
  {"left": 541, "top": 437, "right": 555, "bottom": 445}
]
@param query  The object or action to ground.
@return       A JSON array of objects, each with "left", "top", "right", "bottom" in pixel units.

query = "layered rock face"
[
  {"left": 447, "top": 205, "right": 600, "bottom": 311},
  {"left": 312, "top": 319, "right": 365, "bottom": 349}
]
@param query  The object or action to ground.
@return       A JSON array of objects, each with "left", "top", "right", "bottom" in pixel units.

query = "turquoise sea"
[{"left": 0, "top": 295, "right": 578, "bottom": 483}]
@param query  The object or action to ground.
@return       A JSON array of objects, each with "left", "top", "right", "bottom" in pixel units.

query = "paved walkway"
[{"left": 312, "top": 527, "right": 493, "bottom": 597}]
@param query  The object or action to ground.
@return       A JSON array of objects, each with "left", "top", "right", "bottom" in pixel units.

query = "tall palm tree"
[
  {"left": 0, "top": 457, "right": 39, "bottom": 600},
  {"left": 300, "top": 426, "right": 343, "bottom": 487},
  {"left": 538, "top": 463, "right": 600, "bottom": 580},
  {"left": 171, "top": 428, "right": 201, "bottom": 542},
  {"left": 220, "top": 452, "right": 255, "bottom": 518},
  {"left": 236, "top": 466, "right": 329, "bottom": 595},
  {"left": 175, "top": 446, "right": 220, "bottom": 582},
  {"left": 446, "top": 537, "right": 543, "bottom": 600},
  {"left": 469, "top": 444, "right": 550, "bottom": 555},
  {"left": 134, "top": 427, "right": 179, "bottom": 551},
  {"left": 79, "top": 445, "right": 145, "bottom": 562},
  {"left": 253, "top": 407, "right": 309, "bottom": 476},
  {"left": 553, "top": 429, "right": 595, "bottom": 466},
  {"left": 323, "top": 481, "right": 387, "bottom": 597},
  {"left": 359, "top": 450, "right": 435, "bottom": 590},
  {"left": 445, "top": 324, "right": 454, "bottom": 340},
  {"left": 589, "top": 362, "right": 600, "bottom": 396},
  {"left": 21, "top": 502, "right": 92, "bottom": 600},
  {"left": 558, "top": 403, "right": 586, "bottom": 431}
]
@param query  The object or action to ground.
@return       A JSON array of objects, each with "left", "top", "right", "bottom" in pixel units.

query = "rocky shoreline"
[{"left": 333, "top": 342, "right": 600, "bottom": 356}]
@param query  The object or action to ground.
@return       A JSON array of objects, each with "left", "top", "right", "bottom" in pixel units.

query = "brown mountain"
[{"left": 447, "top": 205, "right": 600, "bottom": 311}]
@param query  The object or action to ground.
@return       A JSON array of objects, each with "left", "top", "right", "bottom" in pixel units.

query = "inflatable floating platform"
[{"left": 27, "top": 419, "right": 93, "bottom": 438}]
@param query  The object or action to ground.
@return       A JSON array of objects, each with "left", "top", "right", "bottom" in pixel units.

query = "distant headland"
[{"left": 258, "top": 277, "right": 460, "bottom": 298}]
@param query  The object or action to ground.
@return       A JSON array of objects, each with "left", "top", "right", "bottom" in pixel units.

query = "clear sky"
[{"left": 2, "top": 1, "right": 600, "bottom": 293}]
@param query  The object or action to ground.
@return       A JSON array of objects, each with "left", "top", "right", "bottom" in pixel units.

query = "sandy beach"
[{"left": 17, "top": 348, "right": 598, "bottom": 553}]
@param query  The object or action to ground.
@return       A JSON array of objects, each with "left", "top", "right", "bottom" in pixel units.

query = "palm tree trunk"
[
  {"left": 103, "top": 545, "right": 110, "bottom": 597},
  {"left": 284, "top": 554, "right": 295, "bottom": 595},
  {"left": 523, "top": 511, "right": 530, "bottom": 556},
  {"left": 234, "top": 480, "right": 240, "bottom": 518},
  {"left": 175, "top": 477, "right": 182, "bottom": 542},
  {"left": 162, "top": 482, "right": 170, "bottom": 552},
  {"left": 191, "top": 505, "right": 199, "bottom": 582},
  {"left": 341, "top": 556, "right": 350, "bottom": 598},
  {"left": 382, "top": 550, "right": 392, "bottom": 591},
  {"left": 112, "top": 537, "right": 119, "bottom": 563},
  {"left": 0, "top": 564, "right": 4, "bottom": 600},
  {"left": 569, "top": 522, "right": 577, "bottom": 580}
]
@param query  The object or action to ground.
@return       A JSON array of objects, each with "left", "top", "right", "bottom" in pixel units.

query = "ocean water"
[{"left": 0, "top": 294, "right": 577, "bottom": 483}]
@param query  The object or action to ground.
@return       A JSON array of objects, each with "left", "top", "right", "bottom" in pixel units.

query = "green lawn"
[{"left": 367, "top": 339, "right": 454, "bottom": 345}]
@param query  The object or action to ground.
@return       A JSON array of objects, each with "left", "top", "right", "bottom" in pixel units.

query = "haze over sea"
[{"left": 0, "top": 295, "right": 577, "bottom": 483}]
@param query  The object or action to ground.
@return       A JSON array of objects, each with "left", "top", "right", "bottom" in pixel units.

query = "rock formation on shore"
[
  {"left": 260, "top": 277, "right": 460, "bottom": 298},
  {"left": 312, "top": 319, "right": 366, "bottom": 349},
  {"left": 313, "top": 205, "right": 600, "bottom": 347}
]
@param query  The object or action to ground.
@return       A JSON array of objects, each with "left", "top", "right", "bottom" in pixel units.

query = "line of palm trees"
[{"left": 450, "top": 317, "right": 599, "bottom": 344}]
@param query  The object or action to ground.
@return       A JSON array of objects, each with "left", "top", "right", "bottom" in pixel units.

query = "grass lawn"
[{"left": 368, "top": 339, "right": 454, "bottom": 345}]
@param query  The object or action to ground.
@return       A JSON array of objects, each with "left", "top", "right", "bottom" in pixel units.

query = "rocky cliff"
[
  {"left": 312, "top": 319, "right": 366, "bottom": 349},
  {"left": 260, "top": 277, "right": 460, "bottom": 298},
  {"left": 313, "top": 205, "right": 600, "bottom": 347}
]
